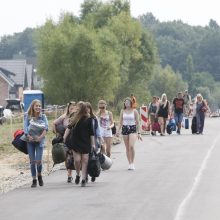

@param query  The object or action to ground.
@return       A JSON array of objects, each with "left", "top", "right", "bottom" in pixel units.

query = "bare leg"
[
  {"left": 104, "top": 137, "right": 112, "bottom": 157},
  {"left": 73, "top": 151, "right": 81, "bottom": 176},
  {"left": 81, "top": 154, "right": 89, "bottom": 180},
  {"left": 123, "top": 135, "right": 131, "bottom": 164},
  {"left": 128, "top": 133, "right": 137, "bottom": 163}
]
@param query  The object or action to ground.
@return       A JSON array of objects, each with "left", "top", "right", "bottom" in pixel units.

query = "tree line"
[{"left": 0, "top": 0, "right": 220, "bottom": 110}]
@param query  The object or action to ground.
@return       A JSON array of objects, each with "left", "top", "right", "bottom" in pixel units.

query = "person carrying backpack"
[{"left": 52, "top": 101, "right": 77, "bottom": 183}]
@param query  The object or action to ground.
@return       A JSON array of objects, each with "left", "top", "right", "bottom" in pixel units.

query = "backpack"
[
  {"left": 166, "top": 119, "right": 176, "bottom": 134},
  {"left": 87, "top": 151, "right": 101, "bottom": 178},
  {"left": 11, "top": 129, "right": 28, "bottom": 154},
  {"left": 51, "top": 143, "right": 66, "bottom": 165}
]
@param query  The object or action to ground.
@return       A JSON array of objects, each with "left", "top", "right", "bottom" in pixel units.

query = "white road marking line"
[{"left": 174, "top": 133, "right": 220, "bottom": 220}]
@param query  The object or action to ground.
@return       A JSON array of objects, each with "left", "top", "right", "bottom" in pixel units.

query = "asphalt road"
[{"left": 0, "top": 117, "right": 220, "bottom": 220}]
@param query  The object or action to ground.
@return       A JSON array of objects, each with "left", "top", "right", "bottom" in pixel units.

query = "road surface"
[{"left": 0, "top": 117, "right": 220, "bottom": 220}]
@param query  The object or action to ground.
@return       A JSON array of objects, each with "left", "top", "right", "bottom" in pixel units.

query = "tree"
[
  {"left": 148, "top": 65, "right": 187, "bottom": 101},
  {"left": 37, "top": 18, "right": 120, "bottom": 105},
  {"left": 185, "top": 54, "right": 194, "bottom": 90}
]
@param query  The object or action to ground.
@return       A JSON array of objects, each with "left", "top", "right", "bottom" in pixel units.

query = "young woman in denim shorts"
[
  {"left": 117, "top": 97, "right": 142, "bottom": 170},
  {"left": 97, "top": 100, "right": 114, "bottom": 158}
]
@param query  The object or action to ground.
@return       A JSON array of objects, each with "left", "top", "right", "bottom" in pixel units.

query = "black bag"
[
  {"left": 191, "top": 116, "right": 197, "bottom": 134},
  {"left": 52, "top": 136, "right": 63, "bottom": 145},
  {"left": 111, "top": 122, "right": 116, "bottom": 135},
  {"left": 11, "top": 134, "right": 28, "bottom": 154},
  {"left": 87, "top": 151, "right": 101, "bottom": 178}
]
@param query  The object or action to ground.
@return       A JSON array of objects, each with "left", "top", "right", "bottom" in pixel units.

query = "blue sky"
[{"left": 0, "top": 0, "right": 219, "bottom": 37}]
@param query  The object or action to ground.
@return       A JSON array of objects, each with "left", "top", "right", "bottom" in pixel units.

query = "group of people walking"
[
  {"left": 22, "top": 91, "right": 209, "bottom": 188},
  {"left": 23, "top": 96, "right": 142, "bottom": 188},
  {"left": 147, "top": 91, "right": 209, "bottom": 136}
]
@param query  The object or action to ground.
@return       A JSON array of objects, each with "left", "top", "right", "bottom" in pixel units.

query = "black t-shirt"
[
  {"left": 173, "top": 98, "right": 185, "bottom": 113},
  {"left": 68, "top": 116, "right": 94, "bottom": 154}
]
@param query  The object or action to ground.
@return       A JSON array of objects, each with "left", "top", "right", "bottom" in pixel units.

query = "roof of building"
[
  {"left": 0, "top": 70, "right": 15, "bottom": 87},
  {"left": 0, "top": 60, "right": 32, "bottom": 87}
]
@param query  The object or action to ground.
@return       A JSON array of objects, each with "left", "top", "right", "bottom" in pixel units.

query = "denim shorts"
[
  {"left": 122, "top": 125, "right": 137, "bottom": 135},
  {"left": 174, "top": 112, "right": 184, "bottom": 124}
]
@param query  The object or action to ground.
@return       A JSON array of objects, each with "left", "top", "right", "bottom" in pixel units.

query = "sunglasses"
[{"left": 99, "top": 106, "right": 105, "bottom": 109}]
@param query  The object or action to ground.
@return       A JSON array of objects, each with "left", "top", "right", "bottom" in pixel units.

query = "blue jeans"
[
  {"left": 174, "top": 112, "right": 184, "bottom": 126},
  {"left": 27, "top": 142, "right": 44, "bottom": 177}
]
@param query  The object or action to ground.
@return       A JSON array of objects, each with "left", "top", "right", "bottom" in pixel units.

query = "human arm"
[
  {"left": 107, "top": 111, "right": 114, "bottom": 130},
  {"left": 116, "top": 110, "right": 123, "bottom": 136},
  {"left": 36, "top": 114, "right": 48, "bottom": 142},
  {"left": 134, "top": 109, "right": 142, "bottom": 141},
  {"left": 52, "top": 114, "right": 65, "bottom": 134}
]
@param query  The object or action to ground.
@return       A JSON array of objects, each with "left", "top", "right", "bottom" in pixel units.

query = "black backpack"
[{"left": 87, "top": 151, "right": 101, "bottom": 178}]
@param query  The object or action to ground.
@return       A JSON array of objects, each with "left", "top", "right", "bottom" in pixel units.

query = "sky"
[{"left": 0, "top": 0, "right": 219, "bottom": 37}]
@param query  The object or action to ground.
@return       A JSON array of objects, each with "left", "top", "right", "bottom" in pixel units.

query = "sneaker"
[
  {"left": 31, "top": 179, "right": 37, "bottom": 188},
  {"left": 130, "top": 164, "right": 135, "bottom": 170},
  {"left": 177, "top": 130, "right": 180, "bottom": 135},
  {"left": 128, "top": 164, "right": 131, "bottom": 170},
  {"left": 67, "top": 176, "right": 73, "bottom": 183},
  {"left": 38, "top": 175, "right": 44, "bottom": 186},
  {"left": 75, "top": 175, "right": 80, "bottom": 184},
  {"left": 91, "top": 177, "right": 96, "bottom": 182},
  {"left": 81, "top": 179, "right": 86, "bottom": 187}
]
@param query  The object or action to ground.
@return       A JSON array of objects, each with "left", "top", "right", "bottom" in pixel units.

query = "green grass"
[{"left": 0, "top": 119, "right": 55, "bottom": 156}]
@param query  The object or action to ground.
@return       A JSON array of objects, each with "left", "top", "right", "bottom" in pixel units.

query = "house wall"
[{"left": 0, "top": 76, "right": 9, "bottom": 106}]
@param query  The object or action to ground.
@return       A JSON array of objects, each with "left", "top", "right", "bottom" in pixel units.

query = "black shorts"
[{"left": 122, "top": 125, "right": 137, "bottom": 135}]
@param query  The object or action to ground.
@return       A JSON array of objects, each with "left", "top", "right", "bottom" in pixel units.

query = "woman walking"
[
  {"left": 156, "top": 93, "right": 170, "bottom": 136},
  {"left": 117, "top": 97, "right": 142, "bottom": 170},
  {"left": 195, "top": 94, "right": 208, "bottom": 134},
  {"left": 64, "top": 101, "right": 95, "bottom": 187},
  {"left": 23, "top": 99, "right": 48, "bottom": 187},
  {"left": 148, "top": 96, "right": 159, "bottom": 135},
  {"left": 53, "top": 101, "right": 77, "bottom": 183},
  {"left": 97, "top": 100, "right": 114, "bottom": 157}
]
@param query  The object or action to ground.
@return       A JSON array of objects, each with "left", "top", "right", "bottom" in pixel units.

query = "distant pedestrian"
[
  {"left": 97, "top": 100, "right": 114, "bottom": 157},
  {"left": 148, "top": 96, "right": 159, "bottom": 135},
  {"left": 156, "top": 93, "right": 170, "bottom": 136},
  {"left": 183, "top": 90, "right": 192, "bottom": 114},
  {"left": 63, "top": 101, "right": 95, "bottom": 187},
  {"left": 117, "top": 97, "right": 142, "bottom": 170},
  {"left": 53, "top": 101, "right": 77, "bottom": 183},
  {"left": 131, "top": 94, "right": 137, "bottom": 109},
  {"left": 195, "top": 94, "right": 208, "bottom": 134},
  {"left": 172, "top": 92, "right": 185, "bottom": 135},
  {"left": 23, "top": 99, "right": 48, "bottom": 188}
]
